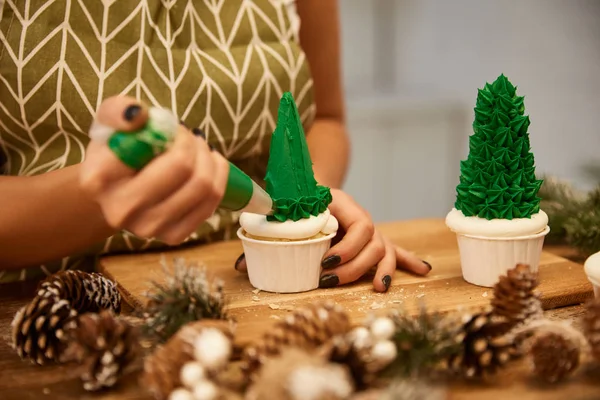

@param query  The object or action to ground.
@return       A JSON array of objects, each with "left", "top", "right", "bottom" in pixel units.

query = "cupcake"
[
  {"left": 446, "top": 74, "right": 550, "bottom": 287},
  {"left": 237, "top": 92, "right": 338, "bottom": 293},
  {"left": 584, "top": 251, "right": 600, "bottom": 298}
]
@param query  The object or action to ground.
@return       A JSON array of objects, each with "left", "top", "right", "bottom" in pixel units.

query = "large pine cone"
[
  {"left": 448, "top": 311, "right": 514, "bottom": 379},
  {"left": 242, "top": 301, "right": 351, "bottom": 377},
  {"left": 12, "top": 271, "right": 122, "bottom": 365},
  {"left": 491, "top": 263, "right": 542, "bottom": 326},
  {"left": 11, "top": 295, "right": 78, "bottom": 365},
  {"left": 582, "top": 298, "right": 600, "bottom": 361},
  {"left": 61, "top": 310, "right": 140, "bottom": 391},
  {"left": 37, "top": 270, "right": 121, "bottom": 314},
  {"left": 529, "top": 331, "right": 580, "bottom": 383}
]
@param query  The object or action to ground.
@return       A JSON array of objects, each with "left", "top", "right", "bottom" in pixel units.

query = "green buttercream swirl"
[
  {"left": 265, "top": 92, "right": 332, "bottom": 222},
  {"left": 270, "top": 185, "right": 332, "bottom": 222},
  {"left": 454, "top": 74, "right": 543, "bottom": 220}
]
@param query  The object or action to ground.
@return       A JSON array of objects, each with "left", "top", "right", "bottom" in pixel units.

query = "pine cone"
[
  {"left": 61, "top": 310, "right": 140, "bottom": 391},
  {"left": 245, "top": 348, "right": 354, "bottom": 400},
  {"left": 582, "top": 298, "right": 600, "bottom": 361},
  {"left": 37, "top": 270, "right": 121, "bottom": 314},
  {"left": 143, "top": 320, "right": 234, "bottom": 400},
  {"left": 491, "top": 263, "right": 542, "bottom": 326},
  {"left": 241, "top": 301, "right": 351, "bottom": 377},
  {"left": 529, "top": 331, "right": 580, "bottom": 383},
  {"left": 448, "top": 311, "right": 514, "bottom": 379},
  {"left": 11, "top": 295, "right": 78, "bottom": 364}
]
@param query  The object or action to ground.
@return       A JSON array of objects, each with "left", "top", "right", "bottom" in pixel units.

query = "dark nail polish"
[
  {"left": 234, "top": 253, "right": 245, "bottom": 270},
  {"left": 319, "top": 274, "right": 339, "bottom": 288},
  {"left": 208, "top": 143, "right": 215, "bottom": 152},
  {"left": 321, "top": 255, "right": 341, "bottom": 269},
  {"left": 422, "top": 260, "right": 432, "bottom": 271},
  {"left": 382, "top": 275, "right": 392, "bottom": 291},
  {"left": 192, "top": 127, "right": 206, "bottom": 139},
  {"left": 124, "top": 105, "right": 141, "bottom": 121}
]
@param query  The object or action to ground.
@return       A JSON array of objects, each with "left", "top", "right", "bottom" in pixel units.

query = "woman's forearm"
[
  {"left": 307, "top": 118, "right": 350, "bottom": 189},
  {"left": 0, "top": 165, "right": 114, "bottom": 269}
]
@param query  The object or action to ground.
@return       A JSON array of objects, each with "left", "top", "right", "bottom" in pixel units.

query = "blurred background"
[{"left": 338, "top": 0, "right": 600, "bottom": 222}]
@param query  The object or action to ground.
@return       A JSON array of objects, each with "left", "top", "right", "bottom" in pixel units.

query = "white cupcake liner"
[
  {"left": 584, "top": 252, "right": 600, "bottom": 298},
  {"left": 237, "top": 228, "right": 336, "bottom": 293},
  {"left": 455, "top": 226, "right": 550, "bottom": 287}
]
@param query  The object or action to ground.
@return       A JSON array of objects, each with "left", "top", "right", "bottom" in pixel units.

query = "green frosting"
[
  {"left": 454, "top": 74, "right": 543, "bottom": 220},
  {"left": 264, "top": 92, "right": 332, "bottom": 222}
]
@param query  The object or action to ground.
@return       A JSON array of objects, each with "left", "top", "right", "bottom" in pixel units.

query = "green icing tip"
[
  {"left": 454, "top": 74, "right": 543, "bottom": 220},
  {"left": 264, "top": 92, "right": 332, "bottom": 222}
]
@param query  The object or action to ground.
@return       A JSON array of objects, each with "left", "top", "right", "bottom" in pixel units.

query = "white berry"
[
  {"left": 192, "top": 380, "right": 218, "bottom": 400},
  {"left": 193, "top": 328, "right": 232, "bottom": 370},
  {"left": 169, "top": 388, "right": 194, "bottom": 400},
  {"left": 180, "top": 362, "right": 206, "bottom": 388},
  {"left": 349, "top": 326, "right": 372, "bottom": 349},
  {"left": 371, "top": 340, "right": 397, "bottom": 364},
  {"left": 370, "top": 317, "right": 396, "bottom": 340}
]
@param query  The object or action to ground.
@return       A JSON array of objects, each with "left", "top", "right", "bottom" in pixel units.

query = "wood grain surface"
[
  {"left": 0, "top": 220, "right": 598, "bottom": 399},
  {"left": 98, "top": 219, "right": 594, "bottom": 346}
]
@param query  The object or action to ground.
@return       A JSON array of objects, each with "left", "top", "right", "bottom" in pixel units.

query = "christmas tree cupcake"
[
  {"left": 237, "top": 92, "right": 338, "bottom": 293},
  {"left": 446, "top": 74, "right": 550, "bottom": 287}
]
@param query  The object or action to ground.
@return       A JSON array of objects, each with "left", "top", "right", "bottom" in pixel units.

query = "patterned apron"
[{"left": 0, "top": 0, "right": 315, "bottom": 282}]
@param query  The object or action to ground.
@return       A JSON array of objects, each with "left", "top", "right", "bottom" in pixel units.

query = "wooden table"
[{"left": 1, "top": 219, "right": 598, "bottom": 400}]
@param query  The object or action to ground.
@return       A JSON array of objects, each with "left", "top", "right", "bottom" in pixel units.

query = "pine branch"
[
  {"left": 140, "top": 257, "right": 229, "bottom": 343},
  {"left": 538, "top": 176, "right": 585, "bottom": 243},
  {"left": 382, "top": 305, "right": 464, "bottom": 378}
]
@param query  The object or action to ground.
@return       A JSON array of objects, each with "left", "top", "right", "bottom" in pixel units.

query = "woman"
[{"left": 0, "top": 0, "right": 430, "bottom": 289}]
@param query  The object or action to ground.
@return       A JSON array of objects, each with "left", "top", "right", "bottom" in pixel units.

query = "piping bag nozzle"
[{"left": 90, "top": 106, "right": 275, "bottom": 216}]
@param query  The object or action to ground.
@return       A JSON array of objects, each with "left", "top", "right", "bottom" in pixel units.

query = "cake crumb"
[
  {"left": 361, "top": 296, "right": 367, "bottom": 300},
  {"left": 370, "top": 301, "right": 385, "bottom": 310},
  {"left": 42, "top": 388, "right": 50, "bottom": 395},
  {"left": 419, "top": 285, "right": 425, "bottom": 288},
  {"left": 252, "top": 296, "right": 260, "bottom": 302},
  {"left": 252, "top": 288, "right": 261, "bottom": 294},
  {"left": 270, "top": 315, "right": 281, "bottom": 320},
  {"left": 482, "top": 292, "right": 488, "bottom": 298},
  {"left": 389, "top": 300, "right": 403, "bottom": 304},
  {"left": 269, "top": 304, "right": 280, "bottom": 310},
  {"left": 416, "top": 293, "right": 425, "bottom": 299}
]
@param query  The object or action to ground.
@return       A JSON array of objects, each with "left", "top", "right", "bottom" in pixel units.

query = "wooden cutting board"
[{"left": 98, "top": 218, "right": 593, "bottom": 346}]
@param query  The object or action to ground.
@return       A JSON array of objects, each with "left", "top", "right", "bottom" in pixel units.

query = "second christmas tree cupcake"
[
  {"left": 446, "top": 74, "right": 550, "bottom": 287},
  {"left": 237, "top": 92, "right": 338, "bottom": 293}
]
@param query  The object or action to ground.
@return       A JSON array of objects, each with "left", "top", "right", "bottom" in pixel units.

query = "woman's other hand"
[
  {"left": 80, "top": 96, "right": 229, "bottom": 245},
  {"left": 318, "top": 189, "right": 431, "bottom": 292}
]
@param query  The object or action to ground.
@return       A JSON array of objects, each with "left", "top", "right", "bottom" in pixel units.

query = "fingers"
[
  {"left": 91, "top": 126, "right": 197, "bottom": 229},
  {"left": 395, "top": 247, "right": 432, "bottom": 276},
  {"left": 320, "top": 230, "right": 386, "bottom": 289},
  {"left": 372, "top": 240, "right": 397, "bottom": 292},
  {"left": 234, "top": 253, "right": 247, "bottom": 273},
  {"left": 322, "top": 192, "right": 373, "bottom": 268},
  {"left": 151, "top": 150, "right": 230, "bottom": 245},
  {"left": 95, "top": 96, "right": 148, "bottom": 132}
]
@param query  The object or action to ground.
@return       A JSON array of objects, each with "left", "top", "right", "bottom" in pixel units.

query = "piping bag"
[{"left": 89, "top": 107, "right": 274, "bottom": 215}]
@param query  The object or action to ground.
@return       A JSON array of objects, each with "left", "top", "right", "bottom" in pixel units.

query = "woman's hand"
[
  {"left": 317, "top": 189, "right": 431, "bottom": 292},
  {"left": 80, "top": 96, "right": 229, "bottom": 245}
]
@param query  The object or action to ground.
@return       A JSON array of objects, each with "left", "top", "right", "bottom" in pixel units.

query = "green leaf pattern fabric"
[{"left": 0, "top": 0, "right": 315, "bottom": 282}]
